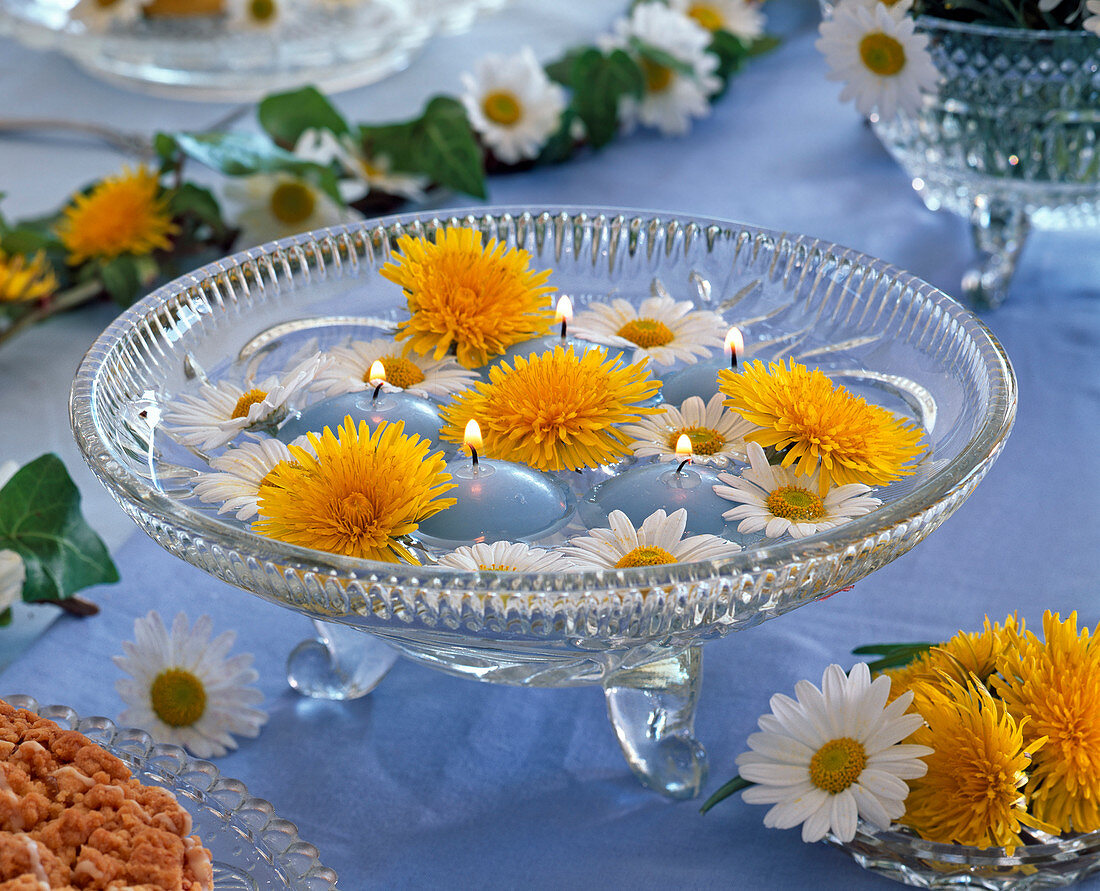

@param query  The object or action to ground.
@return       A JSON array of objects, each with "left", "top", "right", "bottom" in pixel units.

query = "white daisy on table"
[
  {"left": 70, "top": 0, "right": 144, "bottom": 32},
  {"left": 620, "top": 393, "right": 757, "bottom": 467},
  {"left": 434, "top": 541, "right": 577, "bottom": 573},
  {"left": 669, "top": 0, "right": 766, "bottom": 41},
  {"left": 114, "top": 611, "right": 268, "bottom": 759},
  {"left": 460, "top": 47, "right": 568, "bottom": 164},
  {"left": 816, "top": 0, "right": 940, "bottom": 122},
  {"left": 604, "top": 2, "right": 722, "bottom": 136},
  {"left": 293, "top": 128, "right": 429, "bottom": 204},
  {"left": 561, "top": 508, "right": 740, "bottom": 570},
  {"left": 736, "top": 662, "right": 931, "bottom": 842},
  {"left": 222, "top": 172, "right": 360, "bottom": 249},
  {"left": 192, "top": 435, "right": 314, "bottom": 521},
  {"left": 569, "top": 294, "right": 726, "bottom": 367},
  {"left": 841, "top": 0, "right": 912, "bottom": 19},
  {"left": 714, "top": 442, "right": 882, "bottom": 539},
  {"left": 1086, "top": 0, "right": 1100, "bottom": 34},
  {"left": 310, "top": 337, "right": 479, "bottom": 400},
  {"left": 162, "top": 354, "right": 323, "bottom": 452}
]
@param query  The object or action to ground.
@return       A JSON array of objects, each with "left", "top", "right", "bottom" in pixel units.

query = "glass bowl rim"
[
  {"left": 0, "top": 693, "right": 338, "bottom": 889},
  {"left": 70, "top": 205, "right": 1017, "bottom": 595},
  {"left": 915, "top": 13, "right": 1100, "bottom": 41}
]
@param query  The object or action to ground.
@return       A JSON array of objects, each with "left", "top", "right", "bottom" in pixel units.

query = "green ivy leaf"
[
  {"left": 99, "top": 255, "right": 147, "bottom": 306},
  {"left": 169, "top": 182, "right": 231, "bottom": 237},
  {"left": 544, "top": 50, "right": 581, "bottom": 86},
  {"left": 0, "top": 454, "right": 118, "bottom": 603},
  {"left": 629, "top": 38, "right": 695, "bottom": 78},
  {"left": 569, "top": 49, "right": 645, "bottom": 149},
  {"left": 258, "top": 86, "right": 351, "bottom": 148},
  {"left": 397, "top": 96, "right": 486, "bottom": 198},
  {"left": 708, "top": 30, "right": 752, "bottom": 89},
  {"left": 536, "top": 108, "right": 580, "bottom": 165}
]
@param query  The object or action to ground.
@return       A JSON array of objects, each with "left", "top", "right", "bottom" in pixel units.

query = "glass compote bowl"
[{"left": 70, "top": 208, "right": 1016, "bottom": 800}]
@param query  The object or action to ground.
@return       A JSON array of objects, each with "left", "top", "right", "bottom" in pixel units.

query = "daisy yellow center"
[
  {"left": 617, "top": 318, "right": 674, "bottom": 348},
  {"left": 150, "top": 669, "right": 207, "bottom": 728},
  {"left": 363, "top": 355, "right": 425, "bottom": 390},
  {"left": 249, "top": 0, "right": 275, "bottom": 19},
  {"left": 482, "top": 90, "right": 523, "bottom": 126},
  {"left": 269, "top": 182, "right": 315, "bottom": 225},
  {"left": 859, "top": 32, "right": 906, "bottom": 77},
  {"left": 687, "top": 3, "right": 724, "bottom": 31},
  {"left": 230, "top": 388, "right": 269, "bottom": 420},
  {"left": 766, "top": 485, "right": 826, "bottom": 521},
  {"left": 809, "top": 737, "right": 866, "bottom": 794},
  {"left": 668, "top": 426, "right": 725, "bottom": 456},
  {"left": 479, "top": 563, "right": 519, "bottom": 571},
  {"left": 640, "top": 59, "right": 674, "bottom": 93},
  {"left": 615, "top": 545, "right": 677, "bottom": 568}
]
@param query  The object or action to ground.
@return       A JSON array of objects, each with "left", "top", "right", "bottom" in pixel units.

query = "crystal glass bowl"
[
  {"left": 827, "top": 822, "right": 1100, "bottom": 890},
  {"left": 868, "top": 17, "right": 1100, "bottom": 308},
  {"left": 70, "top": 208, "right": 1016, "bottom": 798},
  {"left": 0, "top": 0, "right": 483, "bottom": 100},
  {"left": 3, "top": 694, "right": 338, "bottom": 890}
]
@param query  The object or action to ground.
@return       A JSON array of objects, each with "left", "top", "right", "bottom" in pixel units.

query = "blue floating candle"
[
  {"left": 489, "top": 295, "right": 632, "bottom": 371},
  {"left": 279, "top": 360, "right": 442, "bottom": 444},
  {"left": 417, "top": 420, "right": 575, "bottom": 545},
  {"left": 580, "top": 435, "right": 730, "bottom": 535},
  {"left": 659, "top": 326, "right": 742, "bottom": 406}
]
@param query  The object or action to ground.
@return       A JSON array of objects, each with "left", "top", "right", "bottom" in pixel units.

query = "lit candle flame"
[
  {"left": 368, "top": 360, "right": 386, "bottom": 385},
  {"left": 725, "top": 327, "right": 743, "bottom": 368},
  {"left": 556, "top": 295, "right": 573, "bottom": 339},
  {"left": 464, "top": 419, "right": 483, "bottom": 451},
  {"left": 675, "top": 433, "right": 693, "bottom": 473}
]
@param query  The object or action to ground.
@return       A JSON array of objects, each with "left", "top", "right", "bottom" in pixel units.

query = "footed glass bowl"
[
  {"left": 827, "top": 822, "right": 1100, "bottom": 890},
  {"left": 869, "top": 17, "right": 1100, "bottom": 308},
  {"left": 71, "top": 208, "right": 1016, "bottom": 799}
]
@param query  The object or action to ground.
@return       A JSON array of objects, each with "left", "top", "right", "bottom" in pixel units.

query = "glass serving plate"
[
  {"left": 2, "top": 694, "right": 338, "bottom": 890},
  {"left": 70, "top": 208, "right": 1017, "bottom": 799},
  {"left": 827, "top": 821, "right": 1100, "bottom": 890},
  {"left": 0, "top": 0, "right": 480, "bottom": 101}
]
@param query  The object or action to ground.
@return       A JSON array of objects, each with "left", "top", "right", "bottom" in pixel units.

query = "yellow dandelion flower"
[
  {"left": 901, "top": 678, "right": 1052, "bottom": 853},
  {"left": 439, "top": 346, "right": 661, "bottom": 471},
  {"left": 0, "top": 247, "right": 58, "bottom": 302},
  {"left": 717, "top": 359, "right": 924, "bottom": 493},
  {"left": 253, "top": 417, "right": 455, "bottom": 563},
  {"left": 380, "top": 227, "right": 555, "bottom": 369},
  {"left": 884, "top": 614, "right": 1025, "bottom": 703},
  {"left": 57, "top": 165, "right": 178, "bottom": 265},
  {"left": 992, "top": 611, "right": 1100, "bottom": 834}
]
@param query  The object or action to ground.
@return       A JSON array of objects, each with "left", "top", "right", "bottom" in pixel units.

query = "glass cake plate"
[
  {"left": 70, "top": 208, "right": 1017, "bottom": 799},
  {"left": 3, "top": 694, "right": 338, "bottom": 890},
  {"left": 0, "top": 0, "right": 482, "bottom": 101}
]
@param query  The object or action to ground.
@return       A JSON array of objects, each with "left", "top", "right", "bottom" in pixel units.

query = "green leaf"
[
  {"left": 536, "top": 108, "right": 580, "bottom": 165},
  {"left": 851, "top": 642, "right": 937, "bottom": 656},
  {"left": 570, "top": 49, "right": 645, "bottom": 149},
  {"left": 258, "top": 86, "right": 350, "bottom": 148},
  {"left": 407, "top": 96, "right": 486, "bottom": 198},
  {"left": 629, "top": 38, "right": 695, "bottom": 77},
  {"left": 709, "top": 30, "right": 752, "bottom": 87},
  {"left": 0, "top": 454, "right": 118, "bottom": 603},
  {"left": 169, "top": 182, "right": 230, "bottom": 235},
  {"left": 700, "top": 775, "right": 754, "bottom": 814},
  {"left": 747, "top": 34, "right": 781, "bottom": 59},
  {"left": 544, "top": 50, "right": 580, "bottom": 86},
  {"left": 97, "top": 255, "right": 145, "bottom": 306}
]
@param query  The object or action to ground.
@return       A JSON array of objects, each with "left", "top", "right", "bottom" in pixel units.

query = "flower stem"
[
  {"left": 0, "top": 279, "right": 102, "bottom": 350},
  {"left": 699, "top": 774, "right": 754, "bottom": 814}
]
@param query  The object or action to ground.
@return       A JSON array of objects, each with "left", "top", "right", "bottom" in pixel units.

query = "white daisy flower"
[
  {"left": 620, "top": 393, "right": 757, "bottom": 467},
  {"left": 669, "top": 0, "right": 766, "bottom": 41},
  {"left": 114, "top": 611, "right": 268, "bottom": 758},
  {"left": 569, "top": 294, "right": 726, "bottom": 367},
  {"left": 1086, "top": 0, "right": 1100, "bottom": 34},
  {"left": 460, "top": 47, "right": 568, "bottom": 164},
  {"left": 225, "top": 0, "right": 295, "bottom": 30},
  {"left": 192, "top": 435, "right": 314, "bottom": 521},
  {"left": 714, "top": 442, "right": 882, "bottom": 539},
  {"left": 736, "top": 662, "right": 931, "bottom": 842},
  {"left": 70, "top": 0, "right": 144, "bottom": 32},
  {"left": 561, "top": 508, "right": 740, "bottom": 569},
  {"left": 839, "top": 0, "right": 913, "bottom": 19},
  {"left": 310, "top": 337, "right": 479, "bottom": 400},
  {"left": 162, "top": 354, "right": 323, "bottom": 451},
  {"left": 0, "top": 550, "right": 25, "bottom": 615},
  {"left": 435, "top": 541, "right": 576, "bottom": 573},
  {"left": 816, "top": 1, "right": 940, "bottom": 122},
  {"left": 293, "top": 128, "right": 429, "bottom": 204},
  {"left": 222, "top": 172, "right": 360, "bottom": 249},
  {"left": 604, "top": 2, "right": 722, "bottom": 136}
]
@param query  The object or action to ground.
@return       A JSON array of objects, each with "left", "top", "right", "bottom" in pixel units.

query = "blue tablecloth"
[{"left": 1, "top": 0, "right": 1099, "bottom": 886}]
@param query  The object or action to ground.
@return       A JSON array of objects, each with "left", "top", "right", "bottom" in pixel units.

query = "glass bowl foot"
[
  {"left": 962, "top": 198, "right": 1031, "bottom": 310},
  {"left": 286, "top": 620, "right": 398, "bottom": 700},
  {"left": 603, "top": 647, "right": 707, "bottom": 799}
]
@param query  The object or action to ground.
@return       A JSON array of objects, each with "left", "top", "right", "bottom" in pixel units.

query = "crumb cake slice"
[{"left": 0, "top": 699, "right": 214, "bottom": 890}]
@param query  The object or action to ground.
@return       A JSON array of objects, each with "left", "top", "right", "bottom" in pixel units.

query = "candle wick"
[
  {"left": 676, "top": 457, "right": 691, "bottom": 474},
  {"left": 373, "top": 381, "right": 384, "bottom": 399},
  {"left": 560, "top": 318, "right": 568, "bottom": 341},
  {"left": 470, "top": 445, "right": 479, "bottom": 467},
  {"left": 730, "top": 352, "right": 738, "bottom": 370}
]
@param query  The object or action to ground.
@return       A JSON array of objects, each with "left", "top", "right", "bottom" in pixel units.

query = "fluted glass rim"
[
  {"left": 1, "top": 693, "right": 338, "bottom": 889},
  {"left": 71, "top": 206, "right": 1016, "bottom": 596},
  {"left": 915, "top": 13, "right": 1100, "bottom": 41}
]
